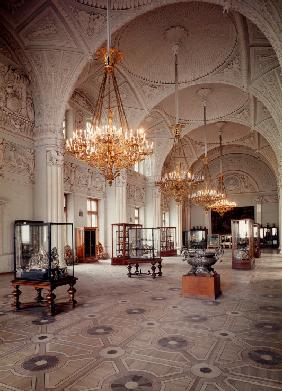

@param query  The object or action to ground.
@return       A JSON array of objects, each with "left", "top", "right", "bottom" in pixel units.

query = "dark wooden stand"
[
  {"left": 11, "top": 276, "right": 78, "bottom": 316},
  {"left": 232, "top": 258, "right": 255, "bottom": 270},
  {"left": 182, "top": 273, "right": 221, "bottom": 300},
  {"left": 127, "top": 258, "right": 162, "bottom": 279}
]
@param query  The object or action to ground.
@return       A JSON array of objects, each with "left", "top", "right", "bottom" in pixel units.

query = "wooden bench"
[
  {"left": 11, "top": 276, "right": 78, "bottom": 316},
  {"left": 127, "top": 258, "right": 162, "bottom": 278}
]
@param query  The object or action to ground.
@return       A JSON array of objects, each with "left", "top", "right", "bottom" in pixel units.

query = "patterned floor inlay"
[{"left": 1, "top": 253, "right": 282, "bottom": 390}]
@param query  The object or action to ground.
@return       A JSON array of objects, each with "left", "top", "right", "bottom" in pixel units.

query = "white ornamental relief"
[
  {"left": 64, "top": 159, "right": 105, "bottom": 195},
  {"left": 1, "top": 138, "right": 34, "bottom": 181},
  {"left": 0, "top": 63, "right": 34, "bottom": 138},
  {"left": 47, "top": 150, "right": 64, "bottom": 167}
]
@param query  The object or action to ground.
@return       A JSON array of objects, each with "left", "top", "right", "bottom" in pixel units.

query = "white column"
[
  {"left": 256, "top": 198, "right": 262, "bottom": 225},
  {"left": 145, "top": 181, "right": 161, "bottom": 228},
  {"left": 34, "top": 136, "right": 64, "bottom": 223},
  {"left": 182, "top": 201, "right": 191, "bottom": 231},
  {"left": 170, "top": 200, "right": 182, "bottom": 253},
  {"left": 115, "top": 170, "right": 127, "bottom": 223},
  {"left": 204, "top": 210, "right": 212, "bottom": 234},
  {"left": 278, "top": 185, "right": 282, "bottom": 253}
]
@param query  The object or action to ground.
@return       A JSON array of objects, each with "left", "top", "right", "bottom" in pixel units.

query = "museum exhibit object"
[
  {"left": 111, "top": 223, "right": 142, "bottom": 265},
  {"left": 158, "top": 226, "right": 177, "bottom": 256},
  {"left": 220, "top": 234, "right": 232, "bottom": 248},
  {"left": 183, "top": 226, "right": 208, "bottom": 249},
  {"left": 181, "top": 247, "right": 223, "bottom": 299},
  {"left": 127, "top": 227, "right": 162, "bottom": 278},
  {"left": 253, "top": 223, "right": 261, "bottom": 258},
  {"left": 75, "top": 227, "right": 98, "bottom": 263},
  {"left": 260, "top": 224, "right": 279, "bottom": 248},
  {"left": 231, "top": 219, "right": 255, "bottom": 269},
  {"left": 207, "top": 234, "right": 221, "bottom": 249},
  {"left": 13, "top": 220, "right": 77, "bottom": 315}
]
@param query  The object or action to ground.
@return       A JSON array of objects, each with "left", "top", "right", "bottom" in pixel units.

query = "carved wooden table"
[
  {"left": 11, "top": 276, "right": 78, "bottom": 316},
  {"left": 127, "top": 258, "right": 163, "bottom": 278}
]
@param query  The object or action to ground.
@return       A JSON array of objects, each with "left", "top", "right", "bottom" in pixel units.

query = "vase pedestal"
[{"left": 182, "top": 273, "right": 221, "bottom": 300}]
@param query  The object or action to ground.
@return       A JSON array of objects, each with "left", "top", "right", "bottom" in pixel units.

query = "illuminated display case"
[
  {"left": 207, "top": 234, "right": 221, "bottom": 249},
  {"left": 128, "top": 227, "right": 161, "bottom": 261},
  {"left": 231, "top": 219, "right": 255, "bottom": 269},
  {"left": 253, "top": 223, "right": 261, "bottom": 258},
  {"left": 158, "top": 227, "right": 177, "bottom": 256},
  {"left": 14, "top": 221, "right": 74, "bottom": 281},
  {"left": 260, "top": 224, "right": 279, "bottom": 248},
  {"left": 76, "top": 227, "right": 98, "bottom": 263},
  {"left": 220, "top": 235, "right": 232, "bottom": 249},
  {"left": 183, "top": 227, "right": 208, "bottom": 249},
  {"left": 111, "top": 223, "right": 142, "bottom": 265}
]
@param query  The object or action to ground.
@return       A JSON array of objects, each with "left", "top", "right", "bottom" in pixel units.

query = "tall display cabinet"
[
  {"left": 75, "top": 227, "right": 98, "bottom": 263},
  {"left": 111, "top": 223, "right": 142, "bottom": 265},
  {"left": 158, "top": 227, "right": 177, "bottom": 256},
  {"left": 253, "top": 223, "right": 261, "bottom": 258},
  {"left": 260, "top": 224, "right": 279, "bottom": 248},
  {"left": 231, "top": 219, "right": 255, "bottom": 269}
]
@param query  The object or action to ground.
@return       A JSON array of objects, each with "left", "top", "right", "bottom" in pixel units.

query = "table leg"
[
  {"left": 135, "top": 263, "right": 139, "bottom": 274},
  {"left": 12, "top": 285, "right": 21, "bottom": 310},
  {"left": 68, "top": 284, "right": 77, "bottom": 307},
  {"left": 35, "top": 288, "right": 44, "bottom": 303},
  {"left": 46, "top": 289, "right": 56, "bottom": 316},
  {"left": 127, "top": 264, "right": 132, "bottom": 278},
  {"left": 158, "top": 261, "right": 162, "bottom": 277},
  {"left": 151, "top": 264, "right": 156, "bottom": 279}
]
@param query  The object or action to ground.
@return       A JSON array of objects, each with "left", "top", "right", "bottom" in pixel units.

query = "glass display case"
[
  {"left": 220, "top": 234, "right": 232, "bottom": 249},
  {"left": 253, "top": 223, "right": 261, "bottom": 258},
  {"left": 14, "top": 221, "right": 74, "bottom": 281},
  {"left": 128, "top": 227, "right": 161, "bottom": 261},
  {"left": 158, "top": 226, "right": 177, "bottom": 256},
  {"left": 231, "top": 219, "right": 255, "bottom": 269},
  {"left": 183, "top": 227, "right": 208, "bottom": 250},
  {"left": 76, "top": 227, "right": 98, "bottom": 263},
  {"left": 260, "top": 224, "right": 279, "bottom": 248},
  {"left": 111, "top": 223, "right": 142, "bottom": 265},
  {"left": 207, "top": 234, "right": 221, "bottom": 249}
]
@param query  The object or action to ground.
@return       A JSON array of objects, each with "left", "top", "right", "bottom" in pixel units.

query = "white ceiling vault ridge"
[{"left": 0, "top": 0, "right": 282, "bottom": 185}]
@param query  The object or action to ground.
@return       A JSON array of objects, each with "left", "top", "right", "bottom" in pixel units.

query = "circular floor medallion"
[
  {"left": 255, "top": 321, "right": 281, "bottom": 332},
  {"left": 248, "top": 349, "right": 282, "bottom": 367},
  {"left": 126, "top": 308, "right": 146, "bottom": 315},
  {"left": 259, "top": 305, "right": 282, "bottom": 312},
  {"left": 22, "top": 354, "right": 59, "bottom": 372},
  {"left": 32, "top": 317, "right": 55, "bottom": 325},
  {"left": 191, "top": 363, "right": 221, "bottom": 378},
  {"left": 88, "top": 325, "right": 113, "bottom": 335},
  {"left": 158, "top": 336, "right": 187, "bottom": 350},
  {"left": 110, "top": 372, "right": 157, "bottom": 391},
  {"left": 100, "top": 346, "right": 124, "bottom": 358},
  {"left": 184, "top": 315, "right": 208, "bottom": 323},
  {"left": 31, "top": 333, "right": 54, "bottom": 343}
]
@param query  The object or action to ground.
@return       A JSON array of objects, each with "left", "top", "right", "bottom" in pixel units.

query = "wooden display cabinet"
[
  {"left": 111, "top": 223, "right": 142, "bottom": 265},
  {"left": 231, "top": 219, "right": 255, "bottom": 270},
  {"left": 253, "top": 223, "right": 261, "bottom": 258},
  {"left": 158, "top": 227, "right": 177, "bottom": 256},
  {"left": 75, "top": 227, "right": 98, "bottom": 263}
]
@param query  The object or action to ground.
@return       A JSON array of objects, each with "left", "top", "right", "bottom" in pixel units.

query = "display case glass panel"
[
  {"left": 111, "top": 223, "right": 142, "bottom": 264},
  {"left": 158, "top": 227, "right": 177, "bottom": 256},
  {"left": 253, "top": 223, "right": 261, "bottom": 258},
  {"left": 183, "top": 228, "right": 208, "bottom": 249},
  {"left": 128, "top": 227, "right": 161, "bottom": 260},
  {"left": 207, "top": 234, "right": 220, "bottom": 249},
  {"left": 231, "top": 219, "right": 254, "bottom": 269},
  {"left": 14, "top": 221, "right": 74, "bottom": 281}
]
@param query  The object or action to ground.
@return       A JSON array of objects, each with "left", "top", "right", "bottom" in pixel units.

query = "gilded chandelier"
[
  {"left": 190, "top": 95, "right": 225, "bottom": 211},
  {"left": 65, "top": 2, "right": 153, "bottom": 185},
  {"left": 209, "top": 131, "right": 236, "bottom": 215},
  {"left": 156, "top": 163, "right": 204, "bottom": 204},
  {"left": 155, "top": 33, "right": 203, "bottom": 203}
]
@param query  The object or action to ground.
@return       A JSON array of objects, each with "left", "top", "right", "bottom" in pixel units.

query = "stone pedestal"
[{"left": 182, "top": 273, "right": 221, "bottom": 300}]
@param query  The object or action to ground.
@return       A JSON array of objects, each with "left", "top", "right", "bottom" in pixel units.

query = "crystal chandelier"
[
  {"left": 65, "top": 0, "right": 153, "bottom": 185},
  {"left": 190, "top": 92, "right": 225, "bottom": 211},
  {"left": 155, "top": 35, "right": 203, "bottom": 203},
  {"left": 209, "top": 130, "right": 236, "bottom": 215}
]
